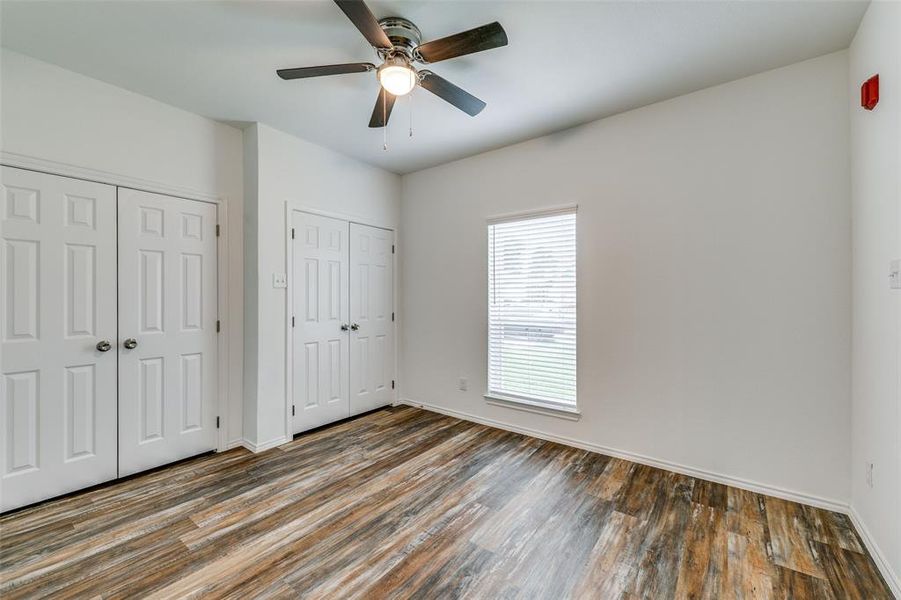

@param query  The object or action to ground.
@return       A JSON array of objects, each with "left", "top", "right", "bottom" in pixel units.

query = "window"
[{"left": 487, "top": 209, "right": 577, "bottom": 414}]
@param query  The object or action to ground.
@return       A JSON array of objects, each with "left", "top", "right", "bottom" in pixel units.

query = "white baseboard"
[
  {"left": 225, "top": 439, "right": 246, "bottom": 450},
  {"left": 848, "top": 506, "right": 901, "bottom": 598},
  {"left": 399, "top": 398, "right": 848, "bottom": 513},
  {"left": 242, "top": 436, "right": 290, "bottom": 453}
]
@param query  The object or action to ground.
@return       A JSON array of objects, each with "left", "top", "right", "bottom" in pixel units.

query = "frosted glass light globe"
[{"left": 378, "top": 63, "right": 416, "bottom": 96}]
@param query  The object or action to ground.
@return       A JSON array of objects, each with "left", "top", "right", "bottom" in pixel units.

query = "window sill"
[{"left": 484, "top": 394, "right": 581, "bottom": 421}]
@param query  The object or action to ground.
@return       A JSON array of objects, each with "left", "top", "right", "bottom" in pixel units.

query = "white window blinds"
[{"left": 488, "top": 210, "right": 577, "bottom": 408}]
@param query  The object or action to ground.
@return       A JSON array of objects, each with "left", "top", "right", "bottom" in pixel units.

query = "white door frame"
[
  {"left": 284, "top": 201, "right": 397, "bottom": 443},
  {"left": 0, "top": 153, "right": 231, "bottom": 454}
]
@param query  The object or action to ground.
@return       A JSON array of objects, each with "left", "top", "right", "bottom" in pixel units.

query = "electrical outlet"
[
  {"left": 866, "top": 462, "right": 875, "bottom": 488},
  {"left": 273, "top": 273, "right": 287, "bottom": 288},
  {"left": 459, "top": 377, "right": 468, "bottom": 391}
]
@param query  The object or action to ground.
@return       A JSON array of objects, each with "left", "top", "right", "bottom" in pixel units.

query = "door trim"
[
  {"left": 284, "top": 201, "right": 397, "bottom": 443},
  {"left": 1, "top": 154, "right": 231, "bottom": 454},
  {"left": 1, "top": 151, "right": 221, "bottom": 203}
]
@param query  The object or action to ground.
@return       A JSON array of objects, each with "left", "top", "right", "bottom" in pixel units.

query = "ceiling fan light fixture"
[{"left": 378, "top": 58, "right": 417, "bottom": 96}]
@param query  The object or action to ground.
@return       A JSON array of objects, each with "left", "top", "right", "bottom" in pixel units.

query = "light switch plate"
[
  {"left": 890, "top": 259, "right": 901, "bottom": 290},
  {"left": 273, "top": 273, "right": 287, "bottom": 288}
]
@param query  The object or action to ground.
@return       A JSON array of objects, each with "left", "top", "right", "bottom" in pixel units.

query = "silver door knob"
[
  {"left": 96, "top": 340, "right": 111, "bottom": 352},
  {"left": 350, "top": 323, "right": 360, "bottom": 331},
  {"left": 123, "top": 338, "right": 138, "bottom": 349},
  {"left": 340, "top": 324, "right": 349, "bottom": 331}
]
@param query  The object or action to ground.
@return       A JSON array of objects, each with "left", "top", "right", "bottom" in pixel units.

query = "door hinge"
[
  {"left": 292, "top": 405, "right": 295, "bottom": 416},
  {"left": 216, "top": 416, "right": 220, "bottom": 429},
  {"left": 392, "top": 312, "right": 395, "bottom": 322},
  {"left": 216, "top": 224, "right": 220, "bottom": 237},
  {"left": 392, "top": 244, "right": 395, "bottom": 254},
  {"left": 391, "top": 380, "right": 395, "bottom": 390},
  {"left": 216, "top": 320, "right": 221, "bottom": 332},
  {"left": 291, "top": 228, "right": 295, "bottom": 239},
  {"left": 291, "top": 316, "right": 295, "bottom": 327}
]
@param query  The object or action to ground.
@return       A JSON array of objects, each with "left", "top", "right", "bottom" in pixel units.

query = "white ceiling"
[{"left": 1, "top": 1, "right": 866, "bottom": 174}]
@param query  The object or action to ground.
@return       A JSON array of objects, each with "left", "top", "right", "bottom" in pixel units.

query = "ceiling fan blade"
[
  {"left": 369, "top": 89, "right": 397, "bottom": 128},
  {"left": 419, "top": 71, "right": 486, "bottom": 116},
  {"left": 415, "top": 22, "right": 507, "bottom": 64},
  {"left": 277, "top": 63, "right": 375, "bottom": 80},
  {"left": 334, "top": 0, "right": 393, "bottom": 50}
]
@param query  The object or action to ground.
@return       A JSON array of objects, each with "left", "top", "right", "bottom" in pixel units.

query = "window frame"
[{"left": 484, "top": 205, "right": 579, "bottom": 419}]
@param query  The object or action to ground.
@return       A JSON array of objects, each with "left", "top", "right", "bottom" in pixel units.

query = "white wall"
[
  {"left": 0, "top": 49, "right": 246, "bottom": 446},
  {"left": 242, "top": 126, "right": 260, "bottom": 445},
  {"left": 401, "top": 51, "right": 852, "bottom": 506},
  {"left": 849, "top": 1, "right": 901, "bottom": 593},
  {"left": 242, "top": 122, "right": 401, "bottom": 447}
]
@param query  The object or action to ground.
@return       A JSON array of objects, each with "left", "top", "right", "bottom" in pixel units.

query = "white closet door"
[
  {"left": 292, "top": 212, "right": 350, "bottom": 433},
  {"left": 117, "top": 188, "right": 218, "bottom": 477},
  {"left": 349, "top": 223, "right": 395, "bottom": 415},
  {"left": 1, "top": 166, "right": 117, "bottom": 511}
]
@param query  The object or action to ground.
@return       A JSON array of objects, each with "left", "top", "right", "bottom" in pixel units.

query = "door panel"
[
  {"left": 118, "top": 188, "right": 217, "bottom": 477},
  {"left": 349, "top": 223, "right": 394, "bottom": 415},
  {"left": 1, "top": 166, "right": 117, "bottom": 511},
  {"left": 292, "top": 212, "right": 350, "bottom": 433}
]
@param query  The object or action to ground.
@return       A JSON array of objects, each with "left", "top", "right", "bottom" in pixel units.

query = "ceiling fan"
[{"left": 277, "top": 0, "right": 508, "bottom": 128}]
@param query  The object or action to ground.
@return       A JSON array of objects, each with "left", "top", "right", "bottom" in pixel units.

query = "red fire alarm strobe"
[{"left": 861, "top": 74, "right": 879, "bottom": 110}]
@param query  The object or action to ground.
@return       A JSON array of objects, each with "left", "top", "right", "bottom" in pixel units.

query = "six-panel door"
[
  {"left": 1, "top": 167, "right": 118, "bottom": 511},
  {"left": 349, "top": 223, "right": 395, "bottom": 415},
  {"left": 292, "top": 212, "right": 350, "bottom": 433},
  {"left": 117, "top": 188, "right": 218, "bottom": 477}
]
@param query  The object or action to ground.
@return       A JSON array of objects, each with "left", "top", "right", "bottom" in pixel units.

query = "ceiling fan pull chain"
[
  {"left": 409, "top": 93, "right": 414, "bottom": 138},
  {"left": 382, "top": 88, "right": 389, "bottom": 151}
]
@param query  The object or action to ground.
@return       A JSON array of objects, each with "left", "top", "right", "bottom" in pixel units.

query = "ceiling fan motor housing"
[{"left": 378, "top": 17, "right": 422, "bottom": 61}]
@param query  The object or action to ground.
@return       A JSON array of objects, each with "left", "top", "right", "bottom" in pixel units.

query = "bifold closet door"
[
  {"left": 349, "top": 223, "right": 395, "bottom": 415},
  {"left": 292, "top": 211, "right": 350, "bottom": 433},
  {"left": 117, "top": 188, "right": 218, "bottom": 477},
  {"left": 1, "top": 166, "right": 118, "bottom": 511}
]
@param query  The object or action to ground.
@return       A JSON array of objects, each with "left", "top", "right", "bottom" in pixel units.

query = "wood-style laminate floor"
[{"left": 0, "top": 406, "right": 893, "bottom": 599}]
